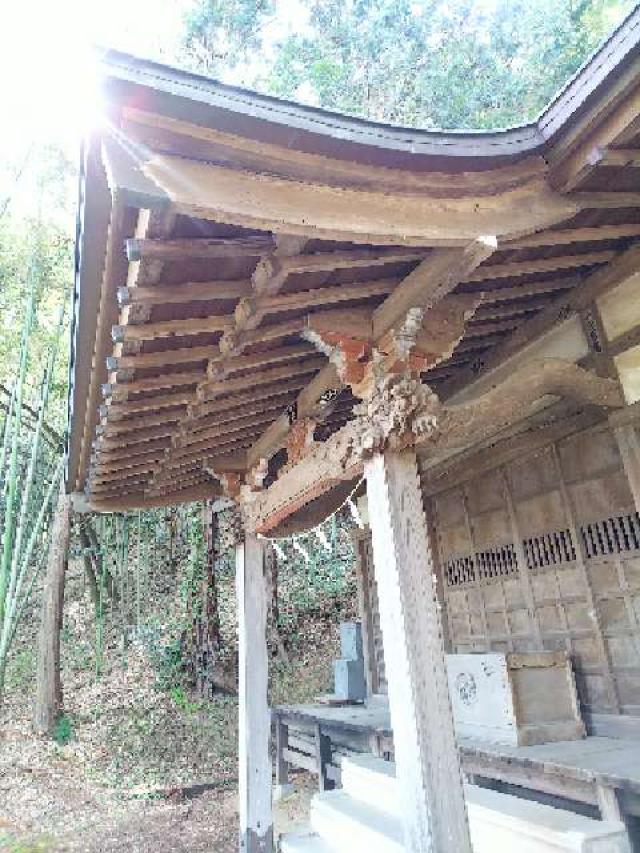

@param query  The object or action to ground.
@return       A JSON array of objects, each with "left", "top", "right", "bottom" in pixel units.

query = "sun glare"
[{"left": 0, "top": 1, "right": 104, "bottom": 151}]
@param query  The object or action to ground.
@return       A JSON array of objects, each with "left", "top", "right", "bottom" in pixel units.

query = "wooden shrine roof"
[{"left": 68, "top": 7, "right": 640, "bottom": 511}]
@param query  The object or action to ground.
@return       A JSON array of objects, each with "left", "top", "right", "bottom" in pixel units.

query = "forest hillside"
[{"left": 0, "top": 1, "right": 636, "bottom": 850}]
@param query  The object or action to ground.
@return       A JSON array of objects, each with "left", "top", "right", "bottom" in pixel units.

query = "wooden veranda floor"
[{"left": 274, "top": 698, "right": 640, "bottom": 821}]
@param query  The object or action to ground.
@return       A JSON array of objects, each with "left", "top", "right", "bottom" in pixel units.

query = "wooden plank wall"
[
  {"left": 354, "top": 532, "right": 388, "bottom": 696},
  {"left": 432, "top": 422, "right": 640, "bottom": 719}
]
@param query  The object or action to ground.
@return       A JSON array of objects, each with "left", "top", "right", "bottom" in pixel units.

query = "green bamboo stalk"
[
  {"left": 0, "top": 455, "right": 63, "bottom": 693},
  {"left": 5, "top": 304, "right": 65, "bottom": 612},
  {"left": 0, "top": 381, "right": 16, "bottom": 490},
  {"left": 0, "top": 277, "right": 37, "bottom": 625},
  {"left": 136, "top": 510, "right": 142, "bottom": 629}
]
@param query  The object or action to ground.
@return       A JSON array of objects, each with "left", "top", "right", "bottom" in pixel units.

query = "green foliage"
[
  {"left": 182, "top": 0, "right": 276, "bottom": 78},
  {"left": 180, "top": 0, "right": 635, "bottom": 130},
  {"left": 0, "top": 835, "right": 54, "bottom": 853},
  {"left": 52, "top": 713, "right": 73, "bottom": 746}
]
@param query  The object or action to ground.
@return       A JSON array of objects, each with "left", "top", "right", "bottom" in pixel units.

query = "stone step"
[
  {"left": 339, "top": 754, "right": 399, "bottom": 816},
  {"left": 326, "top": 756, "right": 630, "bottom": 853},
  {"left": 310, "top": 789, "right": 404, "bottom": 853},
  {"left": 466, "top": 784, "right": 631, "bottom": 853},
  {"left": 280, "top": 828, "right": 337, "bottom": 853}
]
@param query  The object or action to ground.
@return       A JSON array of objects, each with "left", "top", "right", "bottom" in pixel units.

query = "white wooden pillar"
[
  {"left": 236, "top": 532, "right": 273, "bottom": 853},
  {"left": 365, "top": 450, "right": 472, "bottom": 853}
]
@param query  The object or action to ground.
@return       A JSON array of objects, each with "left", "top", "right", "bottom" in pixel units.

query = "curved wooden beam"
[{"left": 142, "top": 155, "right": 577, "bottom": 246}]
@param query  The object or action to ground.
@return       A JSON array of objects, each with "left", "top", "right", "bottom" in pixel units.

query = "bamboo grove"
[{"left": 0, "top": 257, "right": 67, "bottom": 696}]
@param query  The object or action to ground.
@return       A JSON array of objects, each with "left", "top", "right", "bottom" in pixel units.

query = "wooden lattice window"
[
  {"left": 445, "top": 544, "right": 518, "bottom": 586},
  {"left": 444, "top": 555, "right": 475, "bottom": 586},
  {"left": 580, "top": 511, "right": 640, "bottom": 558},
  {"left": 475, "top": 543, "right": 518, "bottom": 580},
  {"left": 523, "top": 529, "right": 576, "bottom": 570}
]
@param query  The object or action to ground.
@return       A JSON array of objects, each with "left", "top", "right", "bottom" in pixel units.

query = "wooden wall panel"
[
  {"left": 354, "top": 532, "right": 387, "bottom": 695},
  {"left": 432, "top": 422, "right": 640, "bottom": 720}
]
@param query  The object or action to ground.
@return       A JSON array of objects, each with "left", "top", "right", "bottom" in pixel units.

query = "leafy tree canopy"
[{"left": 180, "top": 0, "right": 636, "bottom": 129}]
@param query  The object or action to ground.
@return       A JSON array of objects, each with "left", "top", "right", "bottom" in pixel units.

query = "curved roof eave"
[{"left": 99, "top": 2, "right": 640, "bottom": 170}]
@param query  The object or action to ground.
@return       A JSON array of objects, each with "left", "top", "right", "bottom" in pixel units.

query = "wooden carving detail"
[
  {"left": 246, "top": 458, "right": 269, "bottom": 491},
  {"left": 284, "top": 417, "right": 317, "bottom": 468},
  {"left": 353, "top": 370, "right": 441, "bottom": 456},
  {"left": 247, "top": 358, "right": 625, "bottom": 535}
]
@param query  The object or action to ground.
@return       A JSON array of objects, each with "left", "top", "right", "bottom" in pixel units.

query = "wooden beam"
[
  {"left": 206, "top": 344, "right": 316, "bottom": 379},
  {"left": 171, "top": 421, "right": 274, "bottom": 461},
  {"left": 89, "top": 482, "right": 218, "bottom": 512},
  {"left": 506, "top": 223, "right": 640, "bottom": 249},
  {"left": 480, "top": 276, "right": 578, "bottom": 303},
  {"left": 112, "top": 315, "right": 232, "bottom": 344},
  {"left": 107, "top": 345, "right": 216, "bottom": 371},
  {"left": 236, "top": 533, "right": 273, "bottom": 852},
  {"left": 143, "top": 154, "right": 578, "bottom": 245},
  {"left": 95, "top": 438, "right": 170, "bottom": 464},
  {"left": 254, "top": 249, "right": 425, "bottom": 293},
  {"left": 247, "top": 242, "right": 495, "bottom": 468},
  {"left": 100, "top": 409, "right": 180, "bottom": 434},
  {"left": 549, "top": 78, "right": 640, "bottom": 191},
  {"left": 474, "top": 296, "right": 552, "bottom": 322},
  {"left": 246, "top": 364, "right": 340, "bottom": 470},
  {"left": 175, "top": 413, "right": 279, "bottom": 454},
  {"left": 97, "top": 424, "right": 177, "bottom": 450},
  {"left": 125, "top": 105, "right": 548, "bottom": 198},
  {"left": 435, "top": 359, "right": 623, "bottom": 453},
  {"left": 105, "top": 369, "right": 205, "bottom": 400},
  {"left": 249, "top": 359, "right": 622, "bottom": 536},
  {"left": 365, "top": 450, "right": 471, "bottom": 851},
  {"left": 463, "top": 250, "right": 615, "bottom": 284},
  {"left": 199, "top": 358, "right": 325, "bottom": 402},
  {"left": 257, "top": 278, "right": 397, "bottom": 316},
  {"left": 190, "top": 384, "right": 303, "bottom": 420},
  {"left": 126, "top": 235, "right": 274, "bottom": 262},
  {"left": 182, "top": 400, "right": 296, "bottom": 442},
  {"left": 117, "top": 279, "right": 252, "bottom": 308},
  {"left": 571, "top": 192, "right": 640, "bottom": 209},
  {"left": 372, "top": 240, "right": 496, "bottom": 340},
  {"left": 104, "top": 393, "right": 191, "bottom": 418},
  {"left": 421, "top": 409, "right": 603, "bottom": 495},
  {"left": 442, "top": 243, "right": 640, "bottom": 399},
  {"left": 613, "top": 421, "right": 640, "bottom": 514}
]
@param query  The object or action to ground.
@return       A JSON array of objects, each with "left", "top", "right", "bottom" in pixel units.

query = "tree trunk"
[
  {"left": 34, "top": 484, "right": 71, "bottom": 735},
  {"left": 78, "top": 522, "right": 99, "bottom": 611}
]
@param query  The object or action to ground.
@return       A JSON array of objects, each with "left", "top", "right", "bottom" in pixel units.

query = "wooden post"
[
  {"left": 34, "top": 484, "right": 71, "bottom": 735},
  {"left": 236, "top": 531, "right": 273, "bottom": 853},
  {"left": 275, "top": 716, "right": 290, "bottom": 787},
  {"left": 365, "top": 450, "right": 472, "bottom": 853},
  {"left": 314, "top": 722, "right": 335, "bottom": 792},
  {"left": 615, "top": 424, "right": 640, "bottom": 514}
]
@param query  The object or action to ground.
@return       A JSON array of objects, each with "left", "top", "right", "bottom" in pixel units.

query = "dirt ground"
[
  {"left": 0, "top": 698, "right": 314, "bottom": 852},
  {"left": 0, "top": 554, "right": 338, "bottom": 852}
]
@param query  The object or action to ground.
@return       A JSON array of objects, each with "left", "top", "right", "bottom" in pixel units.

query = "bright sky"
[
  {"left": 0, "top": 0, "right": 189, "bottom": 150},
  {"left": 0, "top": 0, "right": 311, "bottom": 218}
]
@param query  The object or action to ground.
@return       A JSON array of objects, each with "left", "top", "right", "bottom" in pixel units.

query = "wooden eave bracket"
[{"left": 244, "top": 358, "right": 624, "bottom": 535}]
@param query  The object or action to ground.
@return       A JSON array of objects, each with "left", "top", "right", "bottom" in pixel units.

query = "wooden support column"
[
  {"left": 236, "top": 530, "right": 273, "bottom": 853},
  {"left": 500, "top": 468, "right": 543, "bottom": 650},
  {"left": 365, "top": 450, "right": 472, "bottom": 853},
  {"left": 614, "top": 423, "right": 640, "bottom": 514},
  {"left": 551, "top": 444, "right": 621, "bottom": 714}
]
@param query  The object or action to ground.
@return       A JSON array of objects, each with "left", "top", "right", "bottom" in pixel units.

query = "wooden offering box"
[{"left": 446, "top": 651, "right": 585, "bottom": 746}]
